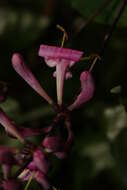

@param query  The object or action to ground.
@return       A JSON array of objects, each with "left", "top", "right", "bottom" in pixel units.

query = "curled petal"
[
  {"left": 68, "top": 71, "right": 95, "bottom": 110},
  {"left": 12, "top": 53, "right": 53, "bottom": 105},
  {"left": 38, "top": 45, "right": 83, "bottom": 105},
  {"left": 38, "top": 45, "right": 83, "bottom": 62},
  {"left": 33, "top": 149, "right": 50, "bottom": 174},
  {"left": 34, "top": 171, "right": 51, "bottom": 190},
  {"left": 0, "top": 109, "right": 24, "bottom": 143}
]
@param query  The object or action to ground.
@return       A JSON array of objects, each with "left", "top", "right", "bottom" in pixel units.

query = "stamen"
[
  {"left": 89, "top": 54, "right": 101, "bottom": 72},
  {"left": 56, "top": 24, "right": 68, "bottom": 47},
  {"left": 24, "top": 172, "right": 35, "bottom": 190}
]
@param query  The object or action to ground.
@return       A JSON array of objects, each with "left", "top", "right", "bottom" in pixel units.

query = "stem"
[
  {"left": 56, "top": 24, "right": 68, "bottom": 47},
  {"left": 89, "top": 56, "right": 99, "bottom": 73},
  {"left": 74, "top": 0, "right": 113, "bottom": 35},
  {"left": 91, "top": 0, "right": 127, "bottom": 69},
  {"left": 100, "top": 0, "right": 127, "bottom": 55}
]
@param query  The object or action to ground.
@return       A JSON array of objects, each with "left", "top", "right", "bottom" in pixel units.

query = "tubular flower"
[
  {"left": 68, "top": 71, "right": 95, "bottom": 110},
  {"left": 0, "top": 108, "right": 24, "bottom": 143},
  {"left": 19, "top": 149, "right": 51, "bottom": 190},
  {"left": 38, "top": 45, "right": 83, "bottom": 105},
  {"left": 11, "top": 53, "right": 54, "bottom": 105}
]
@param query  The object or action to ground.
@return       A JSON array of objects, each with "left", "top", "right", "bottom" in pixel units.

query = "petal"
[
  {"left": 12, "top": 53, "right": 53, "bottom": 105},
  {"left": 68, "top": 71, "right": 95, "bottom": 110},
  {"left": 56, "top": 60, "right": 68, "bottom": 105},
  {"left": 19, "top": 126, "right": 52, "bottom": 137},
  {"left": 44, "top": 57, "right": 58, "bottom": 67},
  {"left": 34, "top": 171, "right": 51, "bottom": 190},
  {"left": 0, "top": 109, "right": 24, "bottom": 142},
  {"left": 33, "top": 149, "right": 50, "bottom": 174},
  {"left": 38, "top": 45, "right": 84, "bottom": 62},
  {"left": 42, "top": 136, "right": 63, "bottom": 152},
  {"left": 53, "top": 71, "right": 72, "bottom": 79},
  {"left": 18, "top": 169, "right": 32, "bottom": 181}
]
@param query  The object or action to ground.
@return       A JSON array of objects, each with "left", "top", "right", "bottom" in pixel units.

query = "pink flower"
[
  {"left": 33, "top": 149, "right": 50, "bottom": 174},
  {"left": 0, "top": 108, "right": 24, "bottom": 143},
  {"left": 68, "top": 71, "right": 95, "bottom": 110},
  {"left": 19, "top": 148, "right": 50, "bottom": 189},
  {"left": 38, "top": 45, "right": 83, "bottom": 105},
  {"left": 19, "top": 169, "right": 51, "bottom": 190},
  {"left": 11, "top": 53, "right": 54, "bottom": 105},
  {"left": 19, "top": 149, "right": 51, "bottom": 190}
]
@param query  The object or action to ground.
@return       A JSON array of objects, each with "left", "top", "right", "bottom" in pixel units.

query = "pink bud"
[
  {"left": 0, "top": 109, "right": 24, "bottom": 143},
  {"left": 12, "top": 53, "right": 53, "bottom": 105},
  {"left": 42, "top": 136, "right": 63, "bottom": 152},
  {"left": 68, "top": 71, "right": 95, "bottom": 110},
  {"left": 33, "top": 149, "right": 50, "bottom": 174}
]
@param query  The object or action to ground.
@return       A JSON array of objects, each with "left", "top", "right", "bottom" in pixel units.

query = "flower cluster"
[{"left": 0, "top": 40, "right": 95, "bottom": 189}]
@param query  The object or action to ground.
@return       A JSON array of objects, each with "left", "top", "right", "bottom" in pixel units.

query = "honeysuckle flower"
[
  {"left": 19, "top": 169, "right": 51, "bottom": 190},
  {"left": 33, "top": 149, "right": 50, "bottom": 174},
  {"left": 68, "top": 71, "right": 95, "bottom": 110},
  {"left": 38, "top": 45, "right": 83, "bottom": 105},
  {"left": 19, "top": 149, "right": 51, "bottom": 190},
  {"left": 0, "top": 108, "right": 24, "bottom": 143},
  {"left": 11, "top": 53, "right": 54, "bottom": 105},
  {"left": 42, "top": 136, "right": 64, "bottom": 153}
]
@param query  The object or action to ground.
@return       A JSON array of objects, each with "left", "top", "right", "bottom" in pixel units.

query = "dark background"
[{"left": 0, "top": 0, "right": 127, "bottom": 189}]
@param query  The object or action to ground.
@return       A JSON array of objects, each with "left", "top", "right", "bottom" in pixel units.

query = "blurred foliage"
[
  {"left": 0, "top": 0, "right": 127, "bottom": 190},
  {"left": 72, "top": 0, "right": 127, "bottom": 27}
]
